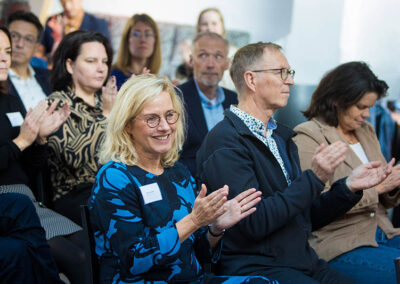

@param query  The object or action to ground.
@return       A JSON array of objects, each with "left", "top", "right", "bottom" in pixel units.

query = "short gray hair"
[
  {"left": 230, "top": 42, "right": 282, "bottom": 96},
  {"left": 192, "top": 31, "right": 229, "bottom": 53}
]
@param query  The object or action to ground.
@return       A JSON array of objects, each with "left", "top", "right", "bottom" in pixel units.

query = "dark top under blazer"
[
  {"left": 178, "top": 78, "right": 237, "bottom": 176},
  {"left": 8, "top": 66, "right": 51, "bottom": 115},
  {"left": 196, "top": 110, "right": 363, "bottom": 276}
]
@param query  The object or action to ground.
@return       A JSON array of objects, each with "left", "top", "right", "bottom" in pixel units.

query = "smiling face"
[
  {"left": 60, "top": 0, "right": 83, "bottom": 18},
  {"left": 128, "top": 21, "right": 155, "bottom": 61},
  {"left": 125, "top": 91, "right": 178, "bottom": 163},
  {"left": 337, "top": 92, "right": 378, "bottom": 132},
  {"left": 191, "top": 35, "right": 228, "bottom": 89},
  {"left": 0, "top": 30, "right": 12, "bottom": 81},
  {"left": 66, "top": 41, "right": 108, "bottom": 95},
  {"left": 9, "top": 20, "right": 39, "bottom": 67},
  {"left": 252, "top": 48, "right": 294, "bottom": 112}
]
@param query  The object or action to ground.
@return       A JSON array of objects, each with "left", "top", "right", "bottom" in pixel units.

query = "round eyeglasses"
[
  {"left": 251, "top": 68, "right": 295, "bottom": 80},
  {"left": 137, "top": 111, "right": 180, "bottom": 128}
]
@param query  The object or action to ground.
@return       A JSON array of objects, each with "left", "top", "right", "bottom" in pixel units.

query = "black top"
[
  {"left": 197, "top": 109, "right": 363, "bottom": 275},
  {"left": 0, "top": 94, "right": 47, "bottom": 190}
]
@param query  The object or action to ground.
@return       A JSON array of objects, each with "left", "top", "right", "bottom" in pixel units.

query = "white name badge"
[
  {"left": 6, "top": 112, "right": 24, "bottom": 127},
  {"left": 139, "top": 183, "right": 162, "bottom": 205}
]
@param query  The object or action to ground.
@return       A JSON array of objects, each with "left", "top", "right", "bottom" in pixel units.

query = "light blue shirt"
[{"left": 194, "top": 80, "right": 225, "bottom": 131}]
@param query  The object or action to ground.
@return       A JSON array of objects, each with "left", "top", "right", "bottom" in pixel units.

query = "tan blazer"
[{"left": 293, "top": 117, "right": 400, "bottom": 261}]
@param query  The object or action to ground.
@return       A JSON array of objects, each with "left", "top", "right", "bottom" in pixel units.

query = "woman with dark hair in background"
[
  {"left": 48, "top": 30, "right": 117, "bottom": 226},
  {"left": 0, "top": 25, "right": 87, "bottom": 284},
  {"left": 111, "top": 13, "right": 161, "bottom": 89},
  {"left": 294, "top": 61, "right": 400, "bottom": 284}
]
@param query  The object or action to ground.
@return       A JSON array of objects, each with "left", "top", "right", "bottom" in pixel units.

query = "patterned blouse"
[
  {"left": 47, "top": 88, "right": 107, "bottom": 201},
  {"left": 89, "top": 161, "right": 275, "bottom": 283}
]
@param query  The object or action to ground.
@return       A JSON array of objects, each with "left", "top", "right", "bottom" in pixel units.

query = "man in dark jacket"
[
  {"left": 178, "top": 32, "right": 237, "bottom": 176},
  {"left": 7, "top": 11, "right": 51, "bottom": 114},
  {"left": 196, "top": 42, "right": 391, "bottom": 283}
]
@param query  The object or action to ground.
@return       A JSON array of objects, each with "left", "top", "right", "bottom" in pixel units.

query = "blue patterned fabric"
[
  {"left": 89, "top": 161, "right": 276, "bottom": 283},
  {"left": 230, "top": 106, "right": 291, "bottom": 185}
]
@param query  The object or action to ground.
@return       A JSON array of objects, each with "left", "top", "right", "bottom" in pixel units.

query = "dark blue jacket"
[
  {"left": 8, "top": 66, "right": 51, "bottom": 115},
  {"left": 196, "top": 109, "right": 362, "bottom": 276},
  {"left": 178, "top": 78, "right": 237, "bottom": 176}
]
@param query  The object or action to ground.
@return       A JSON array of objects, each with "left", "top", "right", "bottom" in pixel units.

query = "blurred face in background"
[
  {"left": 9, "top": 20, "right": 39, "bottom": 67},
  {"left": 191, "top": 35, "right": 228, "bottom": 89},
  {"left": 0, "top": 30, "right": 12, "bottom": 81},
  {"left": 66, "top": 41, "right": 108, "bottom": 95},
  {"left": 60, "top": 0, "right": 83, "bottom": 18},
  {"left": 129, "top": 22, "right": 155, "bottom": 61},
  {"left": 198, "top": 10, "right": 225, "bottom": 36}
]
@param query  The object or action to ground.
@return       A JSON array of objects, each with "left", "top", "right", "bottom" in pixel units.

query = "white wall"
[
  {"left": 47, "top": 0, "right": 400, "bottom": 99},
  {"left": 49, "top": 0, "right": 293, "bottom": 43},
  {"left": 341, "top": 0, "right": 400, "bottom": 99},
  {"left": 284, "top": 0, "right": 345, "bottom": 86}
]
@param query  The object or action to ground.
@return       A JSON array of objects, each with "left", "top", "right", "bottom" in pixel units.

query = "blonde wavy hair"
[
  {"left": 113, "top": 13, "right": 162, "bottom": 75},
  {"left": 99, "top": 74, "right": 185, "bottom": 167}
]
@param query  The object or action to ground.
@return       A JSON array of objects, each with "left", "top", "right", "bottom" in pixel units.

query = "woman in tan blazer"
[{"left": 294, "top": 61, "right": 400, "bottom": 284}]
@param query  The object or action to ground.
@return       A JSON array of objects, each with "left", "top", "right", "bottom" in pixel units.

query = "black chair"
[
  {"left": 80, "top": 205, "right": 99, "bottom": 284},
  {"left": 395, "top": 257, "right": 400, "bottom": 284}
]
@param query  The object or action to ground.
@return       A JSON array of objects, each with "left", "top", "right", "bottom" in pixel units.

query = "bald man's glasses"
[{"left": 251, "top": 68, "right": 295, "bottom": 80}]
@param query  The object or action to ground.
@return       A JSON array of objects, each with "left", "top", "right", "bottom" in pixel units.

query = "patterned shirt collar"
[{"left": 230, "top": 105, "right": 277, "bottom": 138}]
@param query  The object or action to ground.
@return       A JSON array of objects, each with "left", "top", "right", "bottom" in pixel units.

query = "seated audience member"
[
  {"left": 175, "top": 8, "right": 236, "bottom": 90},
  {"left": 47, "top": 30, "right": 117, "bottom": 225},
  {"left": 39, "top": 0, "right": 110, "bottom": 65},
  {"left": 89, "top": 74, "right": 276, "bottom": 283},
  {"left": 0, "top": 193, "right": 62, "bottom": 284},
  {"left": 196, "top": 42, "right": 393, "bottom": 283},
  {"left": 178, "top": 32, "right": 237, "bottom": 176},
  {"left": 7, "top": 11, "right": 51, "bottom": 113},
  {"left": 294, "top": 62, "right": 400, "bottom": 284},
  {"left": 0, "top": 25, "right": 87, "bottom": 284},
  {"left": 111, "top": 13, "right": 161, "bottom": 89}
]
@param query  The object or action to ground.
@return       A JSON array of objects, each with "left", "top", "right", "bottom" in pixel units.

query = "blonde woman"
[
  {"left": 111, "top": 14, "right": 161, "bottom": 89},
  {"left": 88, "top": 74, "right": 277, "bottom": 283}
]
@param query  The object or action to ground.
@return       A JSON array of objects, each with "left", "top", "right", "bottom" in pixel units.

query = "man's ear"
[
  {"left": 243, "top": 71, "right": 257, "bottom": 93},
  {"left": 65, "top": 58, "right": 74, "bottom": 75},
  {"left": 188, "top": 54, "right": 194, "bottom": 68}
]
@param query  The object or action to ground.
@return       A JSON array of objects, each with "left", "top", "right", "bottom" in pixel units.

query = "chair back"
[
  {"left": 395, "top": 257, "right": 400, "bottom": 284},
  {"left": 80, "top": 205, "right": 100, "bottom": 284}
]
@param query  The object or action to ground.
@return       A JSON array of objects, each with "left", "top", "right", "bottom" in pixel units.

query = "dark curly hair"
[
  {"left": 51, "top": 30, "right": 113, "bottom": 92},
  {"left": 303, "top": 61, "right": 388, "bottom": 126}
]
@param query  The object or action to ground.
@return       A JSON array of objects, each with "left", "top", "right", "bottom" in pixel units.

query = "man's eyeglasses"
[
  {"left": 137, "top": 111, "right": 180, "bottom": 128},
  {"left": 251, "top": 68, "right": 295, "bottom": 81},
  {"left": 130, "top": 31, "right": 155, "bottom": 39},
  {"left": 10, "top": 32, "right": 36, "bottom": 46}
]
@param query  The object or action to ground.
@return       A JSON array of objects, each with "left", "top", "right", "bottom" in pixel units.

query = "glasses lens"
[
  {"left": 166, "top": 112, "right": 179, "bottom": 124},
  {"left": 146, "top": 116, "right": 160, "bottom": 128}
]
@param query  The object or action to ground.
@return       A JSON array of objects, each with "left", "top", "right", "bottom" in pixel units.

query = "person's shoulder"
[
  {"left": 83, "top": 12, "right": 108, "bottom": 29},
  {"left": 33, "top": 66, "right": 50, "bottom": 76},
  {"left": 294, "top": 119, "right": 323, "bottom": 135},
  {"left": 169, "top": 161, "right": 193, "bottom": 179},
  {"left": 177, "top": 78, "right": 196, "bottom": 94}
]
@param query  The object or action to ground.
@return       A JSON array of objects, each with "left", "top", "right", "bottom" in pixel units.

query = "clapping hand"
[
  {"left": 211, "top": 188, "right": 262, "bottom": 234},
  {"left": 311, "top": 141, "right": 349, "bottom": 183},
  {"left": 101, "top": 76, "right": 118, "bottom": 117},
  {"left": 346, "top": 159, "right": 393, "bottom": 192},
  {"left": 37, "top": 99, "right": 70, "bottom": 143}
]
